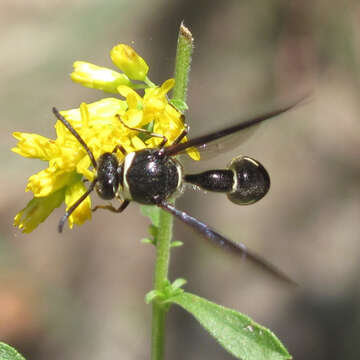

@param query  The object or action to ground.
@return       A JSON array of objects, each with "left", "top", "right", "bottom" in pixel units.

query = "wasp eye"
[{"left": 96, "top": 181, "right": 116, "bottom": 200}]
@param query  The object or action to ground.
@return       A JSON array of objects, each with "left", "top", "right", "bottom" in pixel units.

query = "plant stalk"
[{"left": 150, "top": 22, "right": 194, "bottom": 360}]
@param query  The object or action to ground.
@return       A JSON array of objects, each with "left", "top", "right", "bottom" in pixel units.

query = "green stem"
[
  {"left": 172, "top": 22, "right": 194, "bottom": 103},
  {"left": 144, "top": 76, "right": 157, "bottom": 88},
  {"left": 151, "top": 209, "right": 173, "bottom": 360},
  {"left": 150, "top": 22, "right": 194, "bottom": 360}
]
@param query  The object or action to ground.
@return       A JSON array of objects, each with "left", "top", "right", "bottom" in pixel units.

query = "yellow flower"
[
  {"left": 13, "top": 43, "right": 198, "bottom": 233},
  {"left": 120, "top": 78, "right": 200, "bottom": 160}
]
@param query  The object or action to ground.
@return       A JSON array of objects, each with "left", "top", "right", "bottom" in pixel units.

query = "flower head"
[{"left": 13, "top": 44, "right": 199, "bottom": 233}]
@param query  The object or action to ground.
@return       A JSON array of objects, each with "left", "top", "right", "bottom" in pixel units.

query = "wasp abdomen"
[
  {"left": 227, "top": 156, "right": 270, "bottom": 205},
  {"left": 184, "top": 170, "right": 234, "bottom": 193},
  {"left": 184, "top": 156, "right": 270, "bottom": 205}
]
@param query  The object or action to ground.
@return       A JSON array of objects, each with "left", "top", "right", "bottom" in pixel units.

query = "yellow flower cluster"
[{"left": 13, "top": 44, "right": 199, "bottom": 233}]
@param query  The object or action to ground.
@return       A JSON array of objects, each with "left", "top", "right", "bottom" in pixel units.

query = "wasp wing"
[
  {"left": 165, "top": 97, "right": 307, "bottom": 157},
  {"left": 159, "top": 201, "right": 296, "bottom": 285}
]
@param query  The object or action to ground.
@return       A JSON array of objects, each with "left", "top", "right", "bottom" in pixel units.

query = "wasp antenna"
[
  {"left": 52, "top": 107, "right": 98, "bottom": 170},
  {"left": 58, "top": 178, "right": 98, "bottom": 233}
]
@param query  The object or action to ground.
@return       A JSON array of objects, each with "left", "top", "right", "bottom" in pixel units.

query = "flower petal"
[
  {"left": 117, "top": 85, "right": 142, "bottom": 105},
  {"left": 12, "top": 132, "right": 59, "bottom": 160},
  {"left": 27, "top": 169, "right": 78, "bottom": 197},
  {"left": 185, "top": 146, "right": 201, "bottom": 160},
  {"left": 160, "top": 78, "right": 175, "bottom": 95},
  {"left": 60, "top": 98, "right": 127, "bottom": 125},
  {"left": 14, "top": 189, "right": 65, "bottom": 233},
  {"left": 65, "top": 181, "right": 92, "bottom": 229}
]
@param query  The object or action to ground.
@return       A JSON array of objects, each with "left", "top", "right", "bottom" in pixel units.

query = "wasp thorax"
[{"left": 123, "top": 149, "right": 182, "bottom": 205}]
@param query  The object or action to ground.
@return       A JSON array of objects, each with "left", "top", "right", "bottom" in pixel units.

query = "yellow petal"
[
  {"left": 126, "top": 92, "right": 140, "bottom": 110},
  {"left": 60, "top": 98, "right": 127, "bottom": 124},
  {"left": 79, "top": 102, "right": 90, "bottom": 128},
  {"left": 65, "top": 181, "right": 92, "bottom": 229},
  {"left": 26, "top": 168, "right": 78, "bottom": 197},
  {"left": 144, "top": 97, "right": 166, "bottom": 114},
  {"left": 131, "top": 136, "right": 146, "bottom": 151},
  {"left": 160, "top": 78, "right": 175, "bottom": 95},
  {"left": 121, "top": 109, "right": 144, "bottom": 128},
  {"left": 12, "top": 132, "right": 59, "bottom": 160},
  {"left": 164, "top": 103, "right": 183, "bottom": 124},
  {"left": 14, "top": 189, "right": 65, "bottom": 233},
  {"left": 117, "top": 85, "right": 142, "bottom": 104},
  {"left": 76, "top": 156, "right": 95, "bottom": 181},
  {"left": 186, "top": 146, "right": 201, "bottom": 161}
]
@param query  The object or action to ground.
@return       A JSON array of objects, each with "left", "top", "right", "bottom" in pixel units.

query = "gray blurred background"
[{"left": 1, "top": 1, "right": 360, "bottom": 359}]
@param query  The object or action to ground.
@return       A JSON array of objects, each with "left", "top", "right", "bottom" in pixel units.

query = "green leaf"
[
  {"left": 146, "top": 279, "right": 187, "bottom": 305},
  {"left": 145, "top": 289, "right": 162, "bottom": 304},
  {"left": 0, "top": 342, "right": 26, "bottom": 360},
  {"left": 169, "top": 292, "right": 291, "bottom": 360},
  {"left": 141, "top": 237, "right": 155, "bottom": 245},
  {"left": 169, "top": 98, "right": 188, "bottom": 113},
  {"left": 170, "top": 278, "right": 187, "bottom": 291},
  {"left": 170, "top": 240, "right": 183, "bottom": 248}
]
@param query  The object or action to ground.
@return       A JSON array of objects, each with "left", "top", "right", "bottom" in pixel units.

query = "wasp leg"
[
  {"left": 172, "top": 121, "right": 189, "bottom": 145},
  {"left": 112, "top": 144, "right": 127, "bottom": 156},
  {"left": 92, "top": 199, "right": 130, "bottom": 213},
  {"left": 58, "top": 178, "right": 98, "bottom": 233},
  {"left": 116, "top": 114, "right": 168, "bottom": 147}
]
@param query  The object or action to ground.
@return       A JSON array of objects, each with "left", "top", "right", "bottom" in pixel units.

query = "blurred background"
[{"left": 1, "top": 1, "right": 360, "bottom": 359}]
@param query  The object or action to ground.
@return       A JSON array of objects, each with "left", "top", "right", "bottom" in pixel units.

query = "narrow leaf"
[
  {"left": 171, "top": 278, "right": 187, "bottom": 290},
  {"left": 169, "top": 99, "right": 188, "bottom": 113},
  {"left": 0, "top": 342, "right": 26, "bottom": 360},
  {"left": 170, "top": 240, "right": 183, "bottom": 248},
  {"left": 169, "top": 292, "right": 291, "bottom": 360},
  {"left": 145, "top": 290, "right": 161, "bottom": 304},
  {"left": 141, "top": 238, "right": 155, "bottom": 245}
]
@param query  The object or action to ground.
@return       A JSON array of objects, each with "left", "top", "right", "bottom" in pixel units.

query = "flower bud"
[
  {"left": 110, "top": 44, "right": 149, "bottom": 81},
  {"left": 71, "top": 61, "right": 131, "bottom": 93}
]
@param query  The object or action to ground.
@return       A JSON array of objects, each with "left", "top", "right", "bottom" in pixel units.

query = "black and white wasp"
[{"left": 53, "top": 100, "right": 303, "bottom": 285}]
